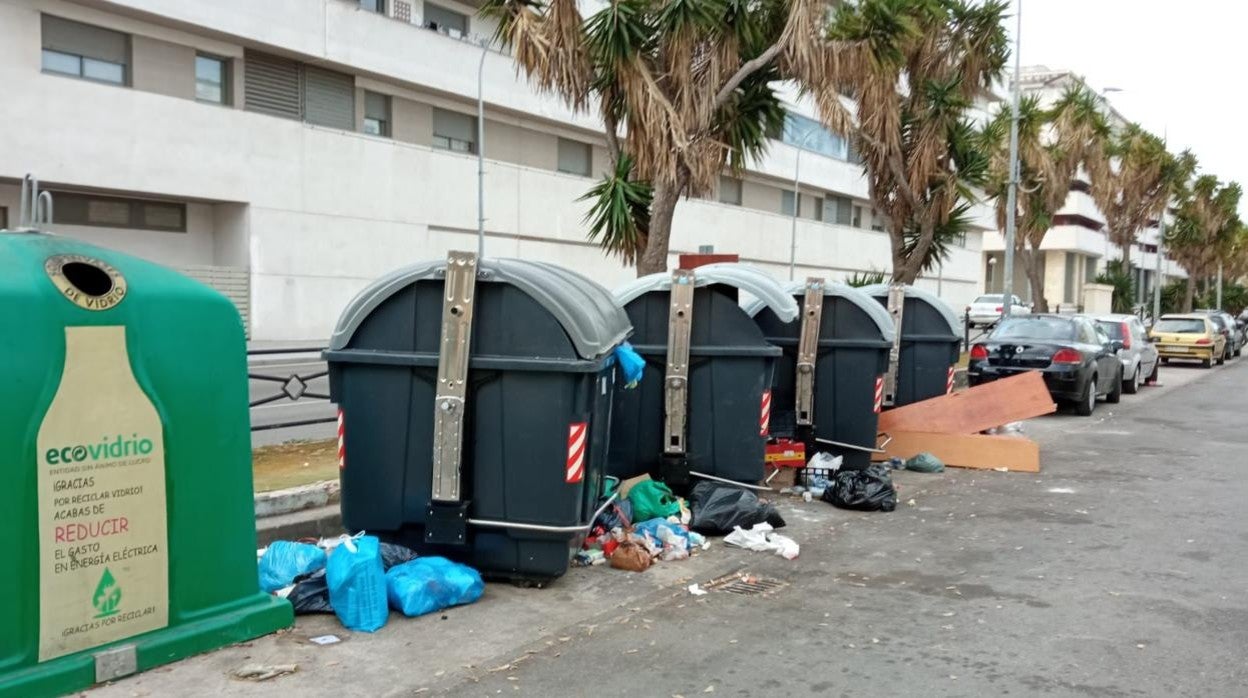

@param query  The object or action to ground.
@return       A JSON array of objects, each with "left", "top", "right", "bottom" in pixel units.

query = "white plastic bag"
[
  {"left": 808, "top": 452, "right": 843, "bottom": 472},
  {"left": 723, "top": 523, "right": 799, "bottom": 560}
]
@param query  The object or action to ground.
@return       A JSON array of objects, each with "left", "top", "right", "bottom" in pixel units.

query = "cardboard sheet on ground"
[
  {"left": 878, "top": 371, "right": 1056, "bottom": 435},
  {"left": 872, "top": 431, "right": 1041, "bottom": 472}
]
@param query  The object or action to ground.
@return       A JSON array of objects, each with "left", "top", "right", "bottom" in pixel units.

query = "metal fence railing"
[{"left": 248, "top": 346, "right": 336, "bottom": 432}]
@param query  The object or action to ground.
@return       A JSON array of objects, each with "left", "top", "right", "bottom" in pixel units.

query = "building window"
[
  {"left": 870, "top": 209, "right": 885, "bottom": 232},
  {"left": 363, "top": 91, "right": 391, "bottom": 137},
  {"left": 52, "top": 192, "right": 186, "bottom": 232},
  {"left": 782, "top": 191, "right": 820, "bottom": 220},
  {"left": 775, "top": 111, "right": 846, "bottom": 160},
  {"left": 557, "top": 138, "right": 592, "bottom": 176},
  {"left": 195, "top": 54, "right": 228, "bottom": 104},
  {"left": 41, "top": 15, "right": 129, "bottom": 86},
  {"left": 852, "top": 205, "right": 863, "bottom": 228},
  {"left": 1085, "top": 256, "right": 1099, "bottom": 283},
  {"left": 781, "top": 190, "right": 796, "bottom": 216},
  {"left": 718, "top": 176, "right": 742, "bottom": 206},
  {"left": 0, "top": 206, "right": 7, "bottom": 229},
  {"left": 432, "top": 108, "right": 476, "bottom": 153},
  {"left": 951, "top": 232, "right": 967, "bottom": 247},
  {"left": 424, "top": 3, "right": 468, "bottom": 36},
  {"left": 360, "top": 0, "right": 385, "bottom": 12},
  {"left": 824, "top": 195, "right": 851, "bottom": 225}
]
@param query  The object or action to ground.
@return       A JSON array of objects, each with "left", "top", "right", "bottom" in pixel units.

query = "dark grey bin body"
[
  {"left": 748, "top": 282, "right": 895, "bottom": 470},
  {"left": 324, "top": 258, "right": 630, "bottom": 581},
  {"left": 861, "top": 284, "right": 962, "bottom": 407},
  {"left": 608, "top": 266, "right": 797, "bottom": 485}
]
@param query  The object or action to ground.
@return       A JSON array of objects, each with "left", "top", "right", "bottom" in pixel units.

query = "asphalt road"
[{"left": 93, "top": 358, "right": 1246, "bottom": 697}]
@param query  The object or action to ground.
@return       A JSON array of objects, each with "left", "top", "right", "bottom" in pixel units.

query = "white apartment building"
[
  {"left": 0, "top": 0, "right": 986, "bottom": 340},
  {"left": 981, "top": 66, "right": 1186, "bottom": 312}
]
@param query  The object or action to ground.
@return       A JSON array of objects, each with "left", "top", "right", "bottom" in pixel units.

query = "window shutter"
[
  {"left": 41, "top": 15, "right": 128, "bottom": 64},
  {"left": 244, "top": 51, "right": 301, "bottom": 120},
  {"left": 302, "top": 66, "right": 355, "bottom": 130}
]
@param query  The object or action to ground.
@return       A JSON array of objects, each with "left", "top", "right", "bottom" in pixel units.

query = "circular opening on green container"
[{"left": 61, "top": 261, "right": 114, "bottom": 297}]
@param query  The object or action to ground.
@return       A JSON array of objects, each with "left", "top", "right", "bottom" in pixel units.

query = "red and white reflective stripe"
[
  {"left": 873, "top": 376, "right": 884, "bottom": 414},
  {"left": 946, "top": 366, "right": 956, "bottom": 394},
  {"left": 337, "top": 408, "right": 346, "bottom": 470},
  {"left": 759, "top": 390, "right": 772, "bottom": 437},
  {"left": 566, "top": 422, "right": 587, "bottom": 484}
]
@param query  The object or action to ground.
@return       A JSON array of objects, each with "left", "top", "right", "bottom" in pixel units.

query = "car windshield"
[
  {"left": 1208, "top": 316, "right": 1226, "bottom": 330},
  {"left": 1154, "top": 318, "right": 1206, "bottom": 333},
  {"left": 991, "top": 316, "right": 1075, "bottom": 341},
  {"left": 1096, "top": 321, "right": 1125, "bottom": 340},
  {"left": 974, "top": 295, "right": 1003, "bottom": 304}
]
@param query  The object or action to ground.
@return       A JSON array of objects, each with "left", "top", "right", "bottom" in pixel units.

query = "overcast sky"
[{"left": 1015, "top": 0, "right": 1244, "bottom": 215}]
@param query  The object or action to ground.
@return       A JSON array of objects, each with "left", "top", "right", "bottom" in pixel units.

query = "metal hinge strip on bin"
[
  {"left": 431, "top": 251, "right": 478, "bottom": 503},
  {"left": 795, "top": 277, "right": 825, "bottom": 426},
  {"left": 664, "top": 269, "right": 695, "bottom": 455},
  {"left": 883, "top": 283, "right": 906, "bottom": 407}
]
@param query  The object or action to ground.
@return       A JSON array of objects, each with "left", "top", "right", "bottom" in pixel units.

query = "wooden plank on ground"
[
  {"left": 872, "top": 430, "right": 1040, "bottom": 473},
  {"left": 878, "top": 371, "right": 1056, "bottom": 435}
]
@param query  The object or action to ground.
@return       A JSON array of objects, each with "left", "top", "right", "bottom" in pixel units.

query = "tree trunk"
[
  {"left": 1119, "top": 234, "right": 1131, "bottom": 271},
  {"left": 891, "top": 217, "right": 933, "bottom": 285},
  {"left": 1021, "top": 247, "right": 1049, "bottom": 313},
  {"left": 636, "top": 177, "right": 682, "bottom": 277},
  {"left": 1183, "top": 276, "right": 1196, "bottom": 312}
]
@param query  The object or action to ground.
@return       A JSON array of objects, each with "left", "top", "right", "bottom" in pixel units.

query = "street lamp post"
[
  {"left": 789, "top": 127, "right": 824, "bottom": 281},
  {"left": 1001, "top": 0, "right": 1023, "bottom": 320},
  {"left": 476, "top": 40, "right": 489, "bottom": 259}
]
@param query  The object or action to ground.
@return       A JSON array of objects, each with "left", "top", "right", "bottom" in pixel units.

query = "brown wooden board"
[
  {"left": 872, "top": 430, "right": 1041, "bottom": 473},
  {"left": 878, "top": 371, "right": 1056, "bottom": 435}
]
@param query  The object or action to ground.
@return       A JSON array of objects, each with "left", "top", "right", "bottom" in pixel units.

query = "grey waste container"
[
  {"left": 747, "top": 279, "right": 895, "bottom": 470},
  {"left": 609, "top": 264, "right": 798, "bottom": 486},
  {"left": 324, "top": 253, "right": 631, "bottom": 582},
  {"left": 861, "top": 284, "right": 963, "bottom": 406}
]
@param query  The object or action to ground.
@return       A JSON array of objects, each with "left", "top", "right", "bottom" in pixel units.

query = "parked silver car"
[{"left": 1095, "top": 314, "right": 1160, "bottom": 394}]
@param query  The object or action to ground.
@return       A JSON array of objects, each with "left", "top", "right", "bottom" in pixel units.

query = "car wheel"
[
  {"left": 1076, "top": 374, "right": 1097, "bottom": 416},
  {"left": 1203, "top": 357, "right": 1213, "bottom": 369},
  {"left": 1124, "top": 366, "right": 1140, "bottom": 394},
  {"left": 1106, "top": 367, "right": 1122, "bottom": 404}
]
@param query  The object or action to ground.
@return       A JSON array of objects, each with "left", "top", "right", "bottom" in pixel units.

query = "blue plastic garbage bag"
[
  {"left": 612, "top": 342, "right": 646, "bottom": 388},
  {"left": 633, "top": 518, "right": 692, "bottom": 546},
  {"left": 386, "top": 557, "right": 485, "bottom": 618},
  {"left": 326, "top": 535, "right": 389, "bottom": 632},
  {"left": 258, "top": 541, "right": 326, "bottom": 593}
]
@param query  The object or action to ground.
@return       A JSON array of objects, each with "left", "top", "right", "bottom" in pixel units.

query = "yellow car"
[{"left": 1149, "top": 314, "right": 1226, "bottom": 368}]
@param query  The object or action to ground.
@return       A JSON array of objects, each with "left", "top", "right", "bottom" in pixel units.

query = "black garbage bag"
[
  {"left": 287, "top": 568, "right": 333, "bottom": 614},
  {"left": 821, "top": 464, "right": 897, "bottom": 512},
  {"left": 594, "top": 499, "right": 633, "bottom": 531},
  {"left": 380, "top": 542, "right": 419, "bottom": 570},
  {"left": 687, "top": 481, "right": 786, "bottom": 536}
]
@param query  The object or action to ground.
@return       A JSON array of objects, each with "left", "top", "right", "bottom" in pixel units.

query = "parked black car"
[{"left": 967, "top": 314, "right": 1124, "bottom": 416}]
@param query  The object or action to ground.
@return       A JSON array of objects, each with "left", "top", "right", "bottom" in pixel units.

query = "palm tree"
[
  {"left": 1089, "top": 123, "right": 1177, "bottom": 271},
  {"left": 980, "top": 86, "right": 1109, "bottom": 312},
  {"left": 1169, "top": 174, "right": 1242, "bottom": 311},
  {"left": 823, "top": 0, "right": 1009, "bottom": 284},
  {"left": 481, "top": 0, "right": 863, "bottom": 276}
]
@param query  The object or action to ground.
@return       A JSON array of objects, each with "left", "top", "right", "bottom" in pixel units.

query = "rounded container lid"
[
  {"left": 328, "top": 256, "right": 632, "bottom": 359},
  {"left": 744, "top": 279, "right": 896, "bottom": 342},
  {"left": 613, "top": 263, "right": 799, "bottom": 322},
  {"left": 859, "top": 283, "right": 962, "bottom": 336}
]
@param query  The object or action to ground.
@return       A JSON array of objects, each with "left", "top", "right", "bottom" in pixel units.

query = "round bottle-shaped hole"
[{"left": 61, "top": 261, "right": 114, "bottom": 297}]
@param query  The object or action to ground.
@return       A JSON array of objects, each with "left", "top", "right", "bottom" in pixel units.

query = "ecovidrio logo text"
[{"left": 44, "top": 434, "right": 155, "bottom": 466}]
